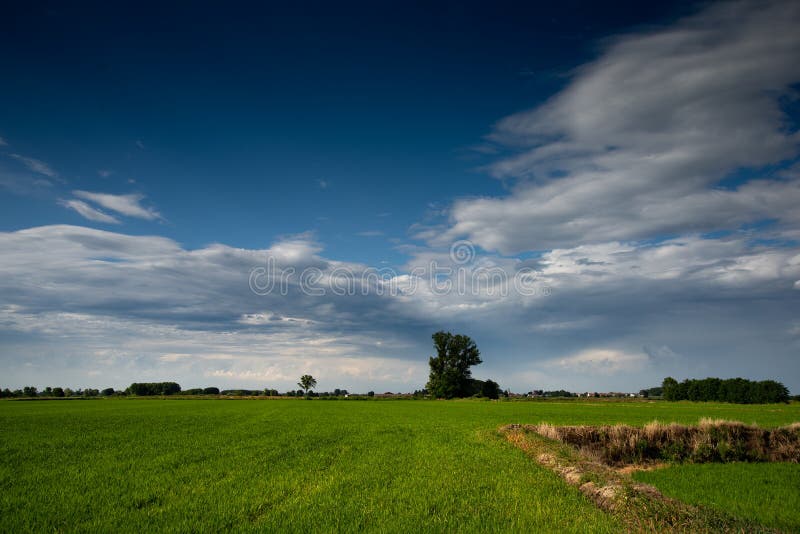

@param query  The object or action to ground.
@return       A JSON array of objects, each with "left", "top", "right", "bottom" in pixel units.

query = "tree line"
[
  {"left": 662, "top": 377, "right": 790, "bottom": 403},
  {"left": 127, "top": 382, "right": 181, "bottom": 396},
  {"left": 1, "top": 386, "right": 112, "bottom": 398},
  {"left": 0, "top": 382, "right": 361, "bottom": 399},
  {"left": 3, "top": 351, "right": 793, "bottom": 404}
]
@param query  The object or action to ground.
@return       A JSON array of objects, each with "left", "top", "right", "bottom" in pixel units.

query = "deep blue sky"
[
  {"left": 1, "top": 1, "right": 697, "bottom": 265},
  {"left": 2, "top": 1, "right": 799, "bottom": 393}
]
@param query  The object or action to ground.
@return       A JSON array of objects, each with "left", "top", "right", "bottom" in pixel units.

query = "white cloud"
[
  {"left": 9, "top": 154, "right": 58, "bottom": 178},
  {"left": 535, "top": 237, "right": 800, "bottom": 288},
  {"left": 159, "top": 353, "right": 235, "bottom": 362},
  {"left": 73, "top": 190, "right": 161, "bottom": 221},
  {"left": 204, "top": 355, "right": 424, "bottom": 387},
  {"left": 238, "top": 312, "right": 314, "bottom": 326},
  {"left": 436, "top": 0, "right": 800, "bottom": 254},
  {"left": 530, "top": 319, "right": 597, "bottom": 332},
  {"left": 0, "top": 171, "right": 53, "bottom": 195},
  {"left": 264, "top": 233, "right": 322, "bottom": 265},
  {"left": 0, "top": 137, "right": 7, "bottom": 146},
  {"left": 545, "top": 348, "right": 648, "bottom": 375},
  {"left": 59, "top": 199, "right": 120, "bottom": 224}
]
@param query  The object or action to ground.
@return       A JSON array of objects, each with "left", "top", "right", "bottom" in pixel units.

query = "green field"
[
  {"left": 634, "top": 463, "right": 800, "bottom": 532},
  {"left": 2, "top": 399, "right": 798, "bottom": 532}
]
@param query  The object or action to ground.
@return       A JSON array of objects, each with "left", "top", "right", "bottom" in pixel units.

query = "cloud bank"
[{"left": 1, "top": 222, "right": 798, "bottom": 391}]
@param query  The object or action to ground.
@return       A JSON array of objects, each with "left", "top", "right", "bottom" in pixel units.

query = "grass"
[
  {"left": 1, "top": 399, "right": 799, "bottom": 532},
  {"left": 633, "top": 463, "right": 800, "bottom": 533}
]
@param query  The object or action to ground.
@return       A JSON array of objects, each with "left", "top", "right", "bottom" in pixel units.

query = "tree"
[
  {"left": 297, "top": 375, "right": 317, "bottom": 396},
  {"left": 480, "top": 379, "right": 501, "bottom": 399},
  {"left": 127, "top": 382, "right": 181, "bottom": 396},
  {"left": 662, "top": 377, "right": 679, "bottom": 401},
  {"left": 426, "top": 331, "right": 482, "bottom": 399}
]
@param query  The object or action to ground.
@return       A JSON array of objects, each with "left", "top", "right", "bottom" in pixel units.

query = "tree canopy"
[
  {"left": 662, "top": 376, "right": 789, "bottom": 403},
  {"left": 426, "top": 331, "right": 483, "bottom": 399},
  {"left": 127, "top": 382, "right": 181, "bottom": 396},
  {"left": 298, "top": 375, "right": 317, "bottom": 395}
]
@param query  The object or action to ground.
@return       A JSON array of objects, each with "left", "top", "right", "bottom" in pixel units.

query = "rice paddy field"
[
  {"left": 634, "top": 463, "right": 800, "bottom": 532},
  {"left": 1, "top": 398, "right": 799, "bottom": 533}
]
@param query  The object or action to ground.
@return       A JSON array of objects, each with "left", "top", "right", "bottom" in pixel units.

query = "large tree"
[
  {"left": 426, "top": 331, "right": 482, "bottom": 399},
  {"left": 297, "top": 374, "right": 317, "bottom": 396}
]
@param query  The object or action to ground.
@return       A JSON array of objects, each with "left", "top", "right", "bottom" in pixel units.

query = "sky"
[{"left": 1, "top": 0, "right": 799, "bottom": 394}]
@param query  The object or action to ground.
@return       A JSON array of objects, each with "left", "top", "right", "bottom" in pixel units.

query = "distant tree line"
[
  {"left": 127, "top": 382, "right": 182, "bottom": 396},
  {"left": 0, "top": 383, "right": 360, "bottom": 399},
  {"left": 182, "top": 387, "right": 221, "bottom": 395},
  {"left": 639, "top": 387, "right": 663, "bottom": 398},
  {"left": 528, "top": 389, "right": 579, "bottom": 398},
  {"left": 1, "top": 386, "right": 114, "bottom": 398},
  {"left": 662, "top": 377, "right": 790, "bottom": 403}
]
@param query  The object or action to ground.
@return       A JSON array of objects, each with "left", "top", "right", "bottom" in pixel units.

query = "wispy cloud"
[
  {"left": 0, "top": 171, "right": 53, "bottom": 195},
  {"left": 59, "top": 199, "right": 120, "bottom": 224},
  {"left": 73, "top": 190, "right": 162, "bottom": 221},
  {"left": 9, "top": 154, "right": 58, "bottom": 178},
  {"left": 238, "top": 312, "right": 314, "bottom": 326},
  {"left": 437, "top": 0, "right": 800, "bottom": 254},
  {"left": 0, "top": 137, "right": 7, "bottom": 146},
  {"left": 357, "top": 230, "right": 384, "bottom": 237}
]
